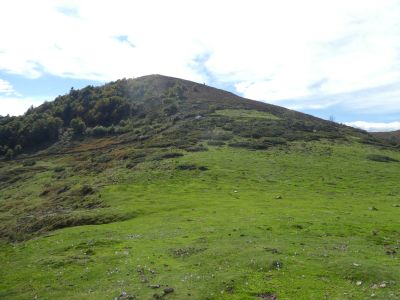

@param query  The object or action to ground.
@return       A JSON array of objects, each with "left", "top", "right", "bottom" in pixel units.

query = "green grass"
[
  {"left": 213, "top": 109, "right": 280, "bottom": 120},
  {"left": 1, "top": 141, "right": 399, "bottom": 299}
]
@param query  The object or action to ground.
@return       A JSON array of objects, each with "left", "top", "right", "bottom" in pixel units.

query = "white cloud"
[
  {"left": 0, "top": 79, "right": 16, "bottom": 95},
  {"left": 0, "top": 96, "right": 46, "bottom": 116},
  {"left": 345, "top": 121, "right": 400, "bottom": 132},
  {"left": 0, "top": 0, "right": 399, "bottom": 116}
]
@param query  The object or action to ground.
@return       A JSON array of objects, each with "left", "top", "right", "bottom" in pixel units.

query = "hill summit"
[{"left": 0, "top": 74, "right": 379, "bottom": 158}]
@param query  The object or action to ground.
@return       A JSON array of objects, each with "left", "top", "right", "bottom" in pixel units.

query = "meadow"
[{"left": 1, "top": 140, "right": 399, "bottom": 299}]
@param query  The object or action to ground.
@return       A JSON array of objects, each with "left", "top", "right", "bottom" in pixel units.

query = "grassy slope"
[{"left": 1, "top": 140, "right": 399, "bottom": 299}]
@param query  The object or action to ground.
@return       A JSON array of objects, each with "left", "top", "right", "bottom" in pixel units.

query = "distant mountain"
[
  {"left": 371, "top": 130, "right": 400, "bottom": 146},
  {"left": 0, "top": 74, "right": 384, "bottom": 159}
]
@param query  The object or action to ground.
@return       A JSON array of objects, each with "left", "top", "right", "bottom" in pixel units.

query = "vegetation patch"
[
  {"left": 214, "top": 109, "right": 281, "bottom": 120},
  {"left": 170, "top": 247, "right": 207, "bottom": 258},
  {"left": 367, "top": 154, "right": 399, "bottom": 162}
]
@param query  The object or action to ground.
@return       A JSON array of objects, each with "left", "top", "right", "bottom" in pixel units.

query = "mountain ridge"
[{"left": 0, "top": 74, "right": 383, "bottom": 159}]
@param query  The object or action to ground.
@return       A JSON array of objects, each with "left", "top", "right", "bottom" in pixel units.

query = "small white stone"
[{"left": 356, "top": 281, "right": 362, "bottom": 286}]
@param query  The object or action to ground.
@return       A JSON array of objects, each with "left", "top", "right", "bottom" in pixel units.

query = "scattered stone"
[
  {"left": 171, "top": 247, "right": 206, "bottom": 258},
  {"left": 258, "top": 293, "right": 278, "bottom": 299},
  {"left": 275, "top": 195, "right": 282, "bottom": 199},
  {"left": 163, "top": 287, "right": 174, "bottom": 294},
  {"left": 148, "top": 284, "right": 160, "bottom": 289},
  {"left": 356, "top": 281, "right": 362, "bottom": 286},
  {"left": 379, "top": 282, "right": 387, "bottom": 288},
  {"left": 116, "top": 291, "right": 136, "bottom": 299},
  {"left": 352, "top": 263, "right": 361, "bottom": 267},
  {"left": 271, "top": 260, "right": 283, "bottom": 270},
  {"left": 368, "top": 206, "right": 378, "bottom": 211},
  {"left": 128, "top": 234, "right": 141, "bottom": 239}
]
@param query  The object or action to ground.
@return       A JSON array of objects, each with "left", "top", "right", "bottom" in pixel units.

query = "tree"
[
  {"left": 70, "top": 118, "right": 86, "bottom": 135},
  {"left": 14, "top": 144, "right": 22, "bottom": 154},
  {"left": 5, "top": 148, "right": 13, "bottom": 160}
]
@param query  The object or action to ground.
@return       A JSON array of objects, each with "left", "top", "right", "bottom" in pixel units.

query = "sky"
[{"left": 1, "top": 0, "right": 400, "bottom": 132}]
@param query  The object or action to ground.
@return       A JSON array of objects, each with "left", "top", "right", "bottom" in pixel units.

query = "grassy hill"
[{"left": 0, "top": 75, "right": 399, "bottom": 299}]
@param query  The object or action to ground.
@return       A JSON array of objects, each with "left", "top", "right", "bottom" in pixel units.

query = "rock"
[
  {"left": 117, "top": 291, "right": 135, "bottom": 299},
  {"left": 258, "top": 293, "right": 278, "bottom": 299},
  {"left": 379, "top": 282, "right": 387, "bottom": 288},
  {"left": 368, "top": 206, "right": 378, "bottom": 211},
  {"left": 163, "top": 287, "right": 174, "bottom": 294},
  {"left": 275, "top": 195, "right": 282, "bottom": 199},
  {"left": 149, "top": 284, "right": 160, "bottom": 289},
  {"left": 271, "top": 260, "right": 283, "bottom": 270},
  {"left": 356, "top": 281, "right": 362, "bottom": 286}
]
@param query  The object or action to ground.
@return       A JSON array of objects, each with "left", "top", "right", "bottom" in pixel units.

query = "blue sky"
[{"left": 1, "top": 0, "right": 400, "bottom": 131}]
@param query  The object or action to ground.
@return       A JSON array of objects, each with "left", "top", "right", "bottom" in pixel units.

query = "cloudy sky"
[{"left": 1, "top": 0, "right": 400, "bottom": 131}]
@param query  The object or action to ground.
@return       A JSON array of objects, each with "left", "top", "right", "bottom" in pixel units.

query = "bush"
[
  {"left": 161, "top": 152, "right": 184, "bottom": 159},
  {"left": 228, "top": 141, "right": 250, "bottom": 148},
  {"left": 70, "top": 118, "right": 86, "bottom": 135},
  {"left": 92, "top": 126, "right": 108, "bottom": 137},
  {"left": 367, "top": 154, "right": 399, "bottom": 163},
  {"left": 207, "top": 140, "right": 225, "bottom": 146},
  {"left": 14, "top": 144, "right": 22, "bottom": 154},
  {"left": 186, "top": 145, "right": 208, "bottom": 152},
  {"left": 5, "top": 149, "right": 13, "bottom": 160},
  {"left": 22, "top": 160, "right": 36, "bottom": 167},
  {"left": 176, "top": 164, "right": 197, "bottom": 170},
  {"left": 54, "top": 166, "right": 65, "bottom": 172}
]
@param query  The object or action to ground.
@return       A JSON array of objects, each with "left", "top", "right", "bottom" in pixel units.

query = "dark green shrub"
[
  {"left": 14, "top": 144, "right": 22, "bottom": 154},
  {"left": 5, "top": 149, "right": 13, "bottom": 160},
  {"left": 70, "top": 118, "right": 86, "bottom": 135},
  {"left": 186, "top": 145, "right": 208, "bottom": 152},
  {"left": 176, "top": 164, "right": 197, "bottom": 170},
  {"left": 367, "top": 154, "right": 399, "bottom": 163},
  {"left": 92, "top": 126, "right": 108, "bottom": 137},
  {"left": 22, "top": 160, "right": 36, "bottom": 167},
  {"left": 207, "top": 140, "right": 225, "bottom": 146},
  {"left": 228, "top": 141, "right": 251, "bottom": 148},
  {"left": 54, "top": 166, "right": 65, "bottom": 172},
  {"left": 161, "top": 152, "right": 184, "bottom": 159},
  {"left": 80, "top": 185, "right": 94, "bottom": 196}
]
